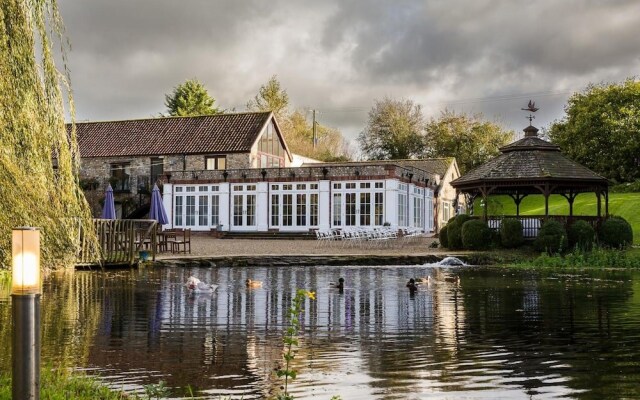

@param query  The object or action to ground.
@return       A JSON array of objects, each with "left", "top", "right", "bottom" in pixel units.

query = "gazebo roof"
[{"left": 451, "top": 125, "right": 608, "bottom": 194}]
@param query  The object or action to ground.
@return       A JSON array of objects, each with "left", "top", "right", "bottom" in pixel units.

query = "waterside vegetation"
[{"left": 0, "top": 0, "right": 98, "bottom": 270}]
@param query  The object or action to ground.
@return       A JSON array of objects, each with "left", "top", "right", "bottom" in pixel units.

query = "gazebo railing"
[{"left": 486, "top": 215, "right": 601, "bottom": 238}]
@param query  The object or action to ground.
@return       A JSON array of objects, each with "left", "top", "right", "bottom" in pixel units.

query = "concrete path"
[{"left": 157, "top": 234, "right": 444, "bottom": 259}]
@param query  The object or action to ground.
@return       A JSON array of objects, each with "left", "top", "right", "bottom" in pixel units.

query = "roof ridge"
[{"left": 70, "top": 111, "right": 272, "bottom": 125}]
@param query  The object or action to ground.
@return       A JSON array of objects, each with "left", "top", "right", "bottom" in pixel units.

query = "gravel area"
[{"left": 158, "top": 234, "right": 444, "bottom": 259}]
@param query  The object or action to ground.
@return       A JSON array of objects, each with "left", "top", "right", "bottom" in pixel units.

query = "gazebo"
[{"left": 450, "top": 105, "right": 609, "bottom": 236}]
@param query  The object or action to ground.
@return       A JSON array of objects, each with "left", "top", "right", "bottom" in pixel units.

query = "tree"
[
  {"left": 548, "top": 79, "right": 640, "bottom": 183},
  {"left": 358, "top": 98, "right": 425, "bottom": 160},
  {"left": 246, "top": 75, "right": 289, "bottom": 120},
  {"left": 0, "top": 0, "right": 97, "bottom": 268},
  {"left": 164, "top": 79, "right": 220, "bottom": 116},
  {"left": 424, "top": 111, "right": 513, "bottom": 174},
  {"left": 246, "top": 77, "right": 351, "bottom": 161},
  {"left": 281, "top": 111, "right": 352, "bottom": 162}
]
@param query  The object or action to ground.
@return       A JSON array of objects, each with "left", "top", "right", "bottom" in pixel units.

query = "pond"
[{"left": 1, "top": 264, "right": 640, "bottom": 399}]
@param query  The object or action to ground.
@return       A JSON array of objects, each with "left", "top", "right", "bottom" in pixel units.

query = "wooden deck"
[{"left": 76, "top": 219, "right": 158, "bottom": 267}]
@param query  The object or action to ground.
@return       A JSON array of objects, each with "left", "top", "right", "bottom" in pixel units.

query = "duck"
[
  {"left": 185, "top": 276, "right": 218, "bottom": 293},
  {"left": 406, "top": 278, "right": 419, "bottom": 292},
  {"left": 329, "top": 277, "right": 345, "bottom": 290},
  {"left": 246, "top": 279, "right": 263, "bottom": 288}
]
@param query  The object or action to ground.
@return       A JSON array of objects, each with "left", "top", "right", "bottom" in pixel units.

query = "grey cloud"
[{"left": 57, "top": 0, "right": 640, "bottom": 143}]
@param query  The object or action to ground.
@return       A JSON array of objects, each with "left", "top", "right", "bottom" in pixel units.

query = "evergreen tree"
[{"left": 165, "top": 79, "right": 220, "bottom": 116}]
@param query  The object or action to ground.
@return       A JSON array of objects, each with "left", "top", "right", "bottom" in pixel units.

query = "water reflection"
[{"left": 0, "top": 266, "right": 639, "bottom": 399}]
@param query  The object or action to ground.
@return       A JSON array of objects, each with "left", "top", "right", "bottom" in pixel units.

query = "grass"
[
  {"left": 475, "top": 192, "right": 640, "bottom": 244},
  {"left": 0, "top": 367, "right": 128, "bottom": 400}
]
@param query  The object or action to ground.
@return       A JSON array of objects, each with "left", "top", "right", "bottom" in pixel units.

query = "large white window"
[
  {"left": 333, "top": 193, "right": 342, "bottom": 226},
  {"left": 332, "top": 181, "right": 385, "bottom": 228},
  {"left": 173, "top": 185, "right": 224, "bottom": 230},
  {"left": 398, "top": 183, "right": 408, "bottom": 227},
  {"left": 270, "top": 183, "right": 319, "bottom": 229}
]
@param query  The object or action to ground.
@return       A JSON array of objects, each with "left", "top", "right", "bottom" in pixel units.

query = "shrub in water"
[
  {"left": 447, "top": 214, "right": 475, "bottom": 250},
  {"left": 500, "top": 218, "right": 524, "bottom": 248},
  {"left": 568, "top": 220, "right": 596, "bottom": 251},
  {"left": 533, "top": 220, "right": 568, "bottom": 254},
  {"left": 598, "top": 217, "right": 633, "bottom": 249},
  {"left": 462, "top": 219, "right": 491, "bottom": 250},
  {"left": 438, "top": 225, "right": 449, "bottom": 249}
]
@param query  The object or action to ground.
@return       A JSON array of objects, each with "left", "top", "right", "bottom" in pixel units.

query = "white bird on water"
[{"left": 186, "top": 276, "right": 218, "bottom": 293}]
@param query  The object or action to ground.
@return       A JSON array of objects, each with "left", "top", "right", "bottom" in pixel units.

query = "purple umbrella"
[
  {"left": 149, "top": 184, "right": 169, "bottom": 225},
  {"left": 101, "top": 184, "right": 116, "bottom": 219}
]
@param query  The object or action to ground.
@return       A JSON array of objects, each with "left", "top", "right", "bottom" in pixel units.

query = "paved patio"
[{"left": 157, "top": 234, "right": 444, "bottom": 259}]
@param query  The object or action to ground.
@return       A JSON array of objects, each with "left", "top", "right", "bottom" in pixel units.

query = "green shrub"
[
  {"left": 533, "top": 220, "right": 568, "bottom": 254},
  {"left": 599, "top": 217, "right": 633, "bottom": 249},
  {"left": 461, "top": 219, "right": 491, "bottom": 250},
  {"left": 438, "top": 225, "right": 449, "bottom": 249},
  {"left": 568, "top": 220, "right": 596, "bottom": 251},
  {"left": 500, "top": 218, "right": 525, "bottom": 248},
  {"left": 447, "top": 214, "right": 474, "bottom": 250}
]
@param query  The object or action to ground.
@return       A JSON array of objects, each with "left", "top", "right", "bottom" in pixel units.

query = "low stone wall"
[{"left": 153, "top": 254, "right": 452, "bottom": 268}]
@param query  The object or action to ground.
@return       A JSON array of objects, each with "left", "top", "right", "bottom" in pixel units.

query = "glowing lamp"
[{"left": 12, "top": 227, "right": 41, "bottom": 295}]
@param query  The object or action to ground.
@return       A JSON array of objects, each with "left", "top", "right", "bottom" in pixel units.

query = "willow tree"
[{"left": 0, "top": 0, "right": 97, "bottom": 269}]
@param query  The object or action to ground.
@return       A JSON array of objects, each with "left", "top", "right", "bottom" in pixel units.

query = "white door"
[{"left": 231, "top": 193, "right": 257, "bottom": 231}]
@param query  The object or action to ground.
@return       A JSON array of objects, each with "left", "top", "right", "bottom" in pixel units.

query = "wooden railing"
[
  {"left": 486, "top": 215, "right": 602, "bottom": 238},
  {"left": 77, "top": 219, "right": 158, "bottom": 266}
]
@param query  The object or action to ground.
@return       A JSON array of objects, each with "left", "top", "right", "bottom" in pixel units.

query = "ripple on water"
[{"left": 1, "top": 266, "right": 640, "bottom": 399}]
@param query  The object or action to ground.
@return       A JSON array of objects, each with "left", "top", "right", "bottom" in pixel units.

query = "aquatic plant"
[
  {"left": 522, "top": 247, "right": 640, "bottom": 269},
  {"left": 0, "top": 0, "right": 98, "bottom": 269},
  {"left": 275, "top": 289, "right": 315, "bottom": 400},
  {"left": 0, "top": 366, "right": 129, "bottom": 399}
]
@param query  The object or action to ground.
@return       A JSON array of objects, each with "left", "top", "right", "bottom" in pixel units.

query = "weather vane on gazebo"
[{"left": 521, "top": 100, "right": 539, "bottom": 124}]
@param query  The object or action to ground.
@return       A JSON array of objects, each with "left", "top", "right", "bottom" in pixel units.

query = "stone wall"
[
  {"left": 166, "top": 164, "right": 436, "bottom": 187},
  {"left": 183, "top": 153, "right": 251, "bottom": 170}
]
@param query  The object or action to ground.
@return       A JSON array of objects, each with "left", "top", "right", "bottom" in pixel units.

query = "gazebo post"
[
  {"left": 568, "top": 189, "right": 573, "bottom": 217},
  {"left": 605, "top": 188, "right": 609, "bottom": 217},
  {"left": 481, "top": 187, "right": 488, "bottom": 221},
  {"left": 596, "top": 189, "right": 602, "bottom": 218},
  {"left": 544, "top": 184, "right": 550, "bottom": 218}
]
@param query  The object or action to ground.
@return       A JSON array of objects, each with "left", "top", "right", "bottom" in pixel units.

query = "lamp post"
[{"left": 12, "top": 227, "right": 41, "bottom": 400}]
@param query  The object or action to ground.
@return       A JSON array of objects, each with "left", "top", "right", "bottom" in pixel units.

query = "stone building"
[{"left": 74, "top": 112, "right": 461, "bottom": 233}]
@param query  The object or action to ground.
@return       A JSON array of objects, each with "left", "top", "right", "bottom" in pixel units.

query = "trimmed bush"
[
  {"left": 447, "top": 214, "right": 475, "bottom": 250},
  {"left": 533, "top": 220, "right": 568, "bottom": 254},
  {"left": 438, "top": 225, "right": 449, "bottom": 249},
  {"left": 500, "top": 218, "right": 525, "bottom": 248},
  {"left": 568, "top": 220, "right": 596, "bottom": 251},
  {"left": 599, "top": 217, "right": 633, "bottom": 249},
  {"left": 462, "top": 219, "right": 491, "bottom": 250}
]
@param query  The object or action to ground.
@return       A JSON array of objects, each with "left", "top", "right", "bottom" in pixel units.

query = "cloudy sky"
[{"left": 59, "top": 0, "right": 640, "bottom": 145}]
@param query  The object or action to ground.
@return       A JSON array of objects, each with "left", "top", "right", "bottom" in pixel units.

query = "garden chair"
[{"left": 171, "top": 228, "right": 191, "bottom": 254}]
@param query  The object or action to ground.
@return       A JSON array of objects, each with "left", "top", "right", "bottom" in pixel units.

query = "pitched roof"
[
  {"left": 303, "top": 158, "right": 455, "bottom": 177},
  {"left": 71, "top": 112, "right": 274, "bottom": 157},
  {"left": 451, "top": 128, "right": 607, "bottom": 188}
]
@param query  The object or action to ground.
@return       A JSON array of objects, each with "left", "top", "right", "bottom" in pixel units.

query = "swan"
[
  {"left": 186, "top": 276, "right": 218, "bottom": 293},
  {"left": 329, "top": 277, "right": 345, "bottom": 290},
  {"left": 415, "top": 277, "right": 431, "bottom": 285},
  {"left": 246, "top": 279, "right": 263, "bottom": 288}
]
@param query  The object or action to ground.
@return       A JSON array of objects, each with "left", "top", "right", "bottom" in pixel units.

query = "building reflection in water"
[{"left": 1, "top": 265, "right": 637, "bottom": 399}]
